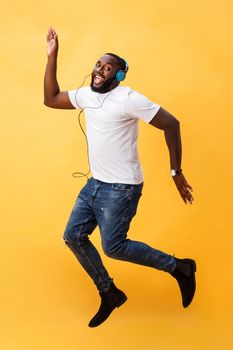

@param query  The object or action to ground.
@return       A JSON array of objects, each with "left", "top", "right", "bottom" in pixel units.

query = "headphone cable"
[{"left": 72, "top": 75, "right": 112, "bottom": 181}]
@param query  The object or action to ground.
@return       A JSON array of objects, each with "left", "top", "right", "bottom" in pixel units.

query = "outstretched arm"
[
  {"left": 44, "top": 27, "right": 74, "bottom": 109},
  {"left": 149, "top": 107, "right": 194, "bottom": 204}
]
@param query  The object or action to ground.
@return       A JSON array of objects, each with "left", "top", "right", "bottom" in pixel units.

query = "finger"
[
  {"left": 180, "top": 188, "right": 193, "bottom": 204},
  {"left": 47, "top": 27, "right": 53, "bottom": 41},
  {"left": 48, "top": 27, "right": 54, "bottom": 39},
  {"left": 183, "top": 188, "right": 194, "bottom": 201},
  {"left": 176, "top": 180, "right": 193, "bottom": 204},
  {"left": 186, "top": 183, "right": 193, "bottom": 192},
  {"left": 51, "top": 30, "right": 58, "bottom": 43},
  {"left": 186, "top": 192, "right": 194, "bottom": 204},
  {"left": 182, "top": 184, "right": 194, "bottom": 197},
  {"left": 182, "top": 179, "right": 193, "bottom": 192},
  {"left": 184, "top": 190, "right": 194, "bottom": 203},
  {"left": 51, "top": 27, "right": 57, "bottom": 38},
  {"left": 187, "top": 196, "right": 193, "bottom": 204},
  {"left": 179, "top": 190, "right": 187, "bottom": 204}
]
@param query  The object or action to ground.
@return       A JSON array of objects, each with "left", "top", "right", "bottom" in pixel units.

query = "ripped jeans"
[{"left": 63, "top": 177, "right": 176, "bottom": 292}]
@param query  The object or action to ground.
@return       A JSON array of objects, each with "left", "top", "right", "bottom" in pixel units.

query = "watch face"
[{"left": 171, "top": 169, "right": 182, "bottom": 176}]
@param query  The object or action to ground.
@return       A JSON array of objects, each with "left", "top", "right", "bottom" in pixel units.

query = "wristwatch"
[{"left": 171, "top": 169, "right": 182, "bottom": 177}]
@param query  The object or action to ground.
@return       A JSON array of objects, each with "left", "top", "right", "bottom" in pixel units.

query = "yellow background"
[{"left": 1, "top": 0, "right": 233, "bottom": 349}]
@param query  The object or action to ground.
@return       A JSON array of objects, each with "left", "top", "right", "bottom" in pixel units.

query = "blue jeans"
[{"left": 63, "top": 177, "right": 176, "bottom": 292}]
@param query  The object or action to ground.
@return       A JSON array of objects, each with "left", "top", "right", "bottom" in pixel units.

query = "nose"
[{"left": 96, "top": 65, "right": 104, "bottom": 75}]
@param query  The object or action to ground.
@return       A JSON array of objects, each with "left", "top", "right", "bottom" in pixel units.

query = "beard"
[{"left": 90, "top": 74, "right": 117, "bottom": 93}]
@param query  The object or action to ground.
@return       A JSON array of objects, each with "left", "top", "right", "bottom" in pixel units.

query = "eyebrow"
[{"left": 96, "top": 60, "right": 114, "bottom": 66}]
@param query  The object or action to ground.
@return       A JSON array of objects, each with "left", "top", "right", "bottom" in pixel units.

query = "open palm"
[{"left": 46, "top": 27, "right": 58, "bottom": 58}]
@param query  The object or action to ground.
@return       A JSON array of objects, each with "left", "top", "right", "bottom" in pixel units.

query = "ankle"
[{"left": 173, "top": 258, "right": 193, "bottom": 277}]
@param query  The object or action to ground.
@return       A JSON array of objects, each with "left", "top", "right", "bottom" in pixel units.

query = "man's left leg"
[
  {"left": 94, "top": 181, "right": 196, "bottom": 310},
  {"left": 95, "top": 182, "right": 175, "bottom": 271}
]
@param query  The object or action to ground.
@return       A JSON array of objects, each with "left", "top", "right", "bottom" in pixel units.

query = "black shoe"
[
  {"left": 171, "top": 257, "right": 196, "bottom": 308},
  {"left": 88, "top": 282, "right": 127, "bottom": 328}
]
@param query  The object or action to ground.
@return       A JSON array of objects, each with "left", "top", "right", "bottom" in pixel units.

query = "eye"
[{"left": 105, "top": 66, "right": 111, "bottom": 71}]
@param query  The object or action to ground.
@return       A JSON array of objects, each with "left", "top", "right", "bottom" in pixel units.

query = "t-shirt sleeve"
[
  {"left": 68, "top": 88, "right": 83, "bottom": 109},
  {"left": 124, "top": 88, "right": 160, "bottom": 123}
]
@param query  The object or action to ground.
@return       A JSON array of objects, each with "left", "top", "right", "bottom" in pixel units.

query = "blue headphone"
[{"left": 115, "top": 60, "right": 129, "bottom": 81}]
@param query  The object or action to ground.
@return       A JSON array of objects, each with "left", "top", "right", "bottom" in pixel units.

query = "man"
[{"left": 44, "top": 27, "right": 196, "bottom": 328}]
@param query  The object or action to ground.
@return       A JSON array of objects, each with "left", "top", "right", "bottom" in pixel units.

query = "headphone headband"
[{"left": 124, "top": 60, "right": 129, "bottom": 73}]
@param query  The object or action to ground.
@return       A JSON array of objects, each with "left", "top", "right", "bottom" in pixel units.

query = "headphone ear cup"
[{"left": 116, "top": 70, "right": 126, "bottom": 81}]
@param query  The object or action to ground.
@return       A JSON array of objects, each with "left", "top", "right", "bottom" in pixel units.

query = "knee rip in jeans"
[
  {"left": 63, "top": 234, "right": 72, "bottom": 246},
  {"left": 64, "top": 237, "right": 70, "bottom": 246},
  {"left": 63, "top": 231, "right": 88, "bottom": 247}
]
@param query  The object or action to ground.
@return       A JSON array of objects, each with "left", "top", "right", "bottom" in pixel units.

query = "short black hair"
[{"left": 104, "top": 52, "right": 128, "bottom": 72}]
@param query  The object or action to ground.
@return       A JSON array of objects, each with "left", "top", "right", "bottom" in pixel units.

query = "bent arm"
[
  {"left": 44, "top": 27, "right": 74, "bottom": 109},
  {"left": 44, "top": 57, "right": 74, "bottom": 109},
  {"left": 149, "top": 107, "right": 193, "bottom": 204},
  {"left": 149, "top": 107, "right": 181, "bottom": 170}
]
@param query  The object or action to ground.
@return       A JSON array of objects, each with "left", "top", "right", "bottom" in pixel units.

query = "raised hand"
[
  {"left": 46, "top": 27, "right": 58, "bottom": 58},
  {"left": 172, "top": 173, "right": 194, "bottom": 204}
]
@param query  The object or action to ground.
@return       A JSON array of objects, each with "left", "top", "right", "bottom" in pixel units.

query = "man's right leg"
[
  {"left": 63, "top": 179, "right": 127, "bottom": 327},
  {"left": 63, "top": 180, "right": 113, "bottom": 293}
]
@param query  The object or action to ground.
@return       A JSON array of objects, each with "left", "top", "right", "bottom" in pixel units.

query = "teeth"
[{"left": 94, "top": 75, "right": 104, "bottom": 84}]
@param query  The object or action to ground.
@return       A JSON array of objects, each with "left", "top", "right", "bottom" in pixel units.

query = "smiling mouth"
[{"left": 94, "top": 74, "right": 105, "bottom": 85}]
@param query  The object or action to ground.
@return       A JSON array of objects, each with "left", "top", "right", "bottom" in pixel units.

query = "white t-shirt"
[{"left": 68, "top": 85, "right": 160, "bottom": 184}]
